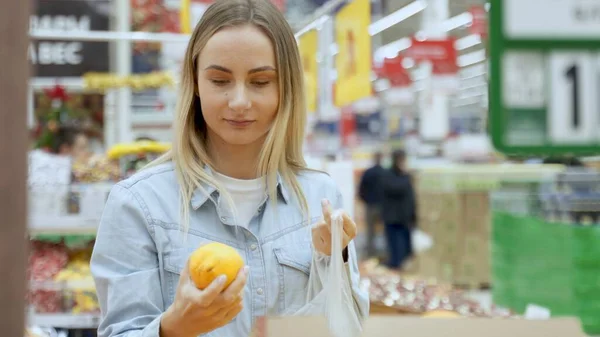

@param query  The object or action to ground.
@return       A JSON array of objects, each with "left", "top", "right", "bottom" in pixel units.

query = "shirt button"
[
  {"left": 250, "top": 244, "right": 258, "bottom": 251},
  {"left": 256, "top": 288, "right": 264, "bottom": 295}
]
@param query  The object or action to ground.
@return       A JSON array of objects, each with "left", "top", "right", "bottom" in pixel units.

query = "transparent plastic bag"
[
  {"left": 411, "top": 229, "right": 433, "bottom": 254},
  {"left": 285, "top": 210, "right": 362, "bottom": 337}
]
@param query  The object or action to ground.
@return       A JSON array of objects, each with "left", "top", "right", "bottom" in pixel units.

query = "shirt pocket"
[
  {"left": 273, "top": 246, "right": 313, "bottom": 313},
  {"left": 163, "top": 247, "right": 195, "bottom": 304}
]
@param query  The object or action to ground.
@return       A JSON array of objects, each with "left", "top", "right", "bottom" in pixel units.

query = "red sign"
[
  {"left": 340, "top": 106, "right": 358, "bottom": 148},
  {"left": 405, "top": 38, "right": 458, "bottom": 75},
  {"left": 469, "top": 5, "right": 488, "bottom": 38},
  {"left": 374, "top": 56, "right": 412, "bottom": 87}
]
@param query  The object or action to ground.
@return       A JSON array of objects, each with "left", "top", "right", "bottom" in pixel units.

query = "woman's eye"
[
  {"left": 252, "top": 81, "right": 270, "bottom": 87},
  {"left": 210, "top": 79, "right": 229, "bottom": 86}
]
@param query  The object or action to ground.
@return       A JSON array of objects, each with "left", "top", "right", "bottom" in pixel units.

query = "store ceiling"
[
  {"left": 376, "top": 0, "right": 489, "bottom": 116},
  {"left": 288, "top": 0, "right": 490, "bottom": 117},
  {"left": 379, "top": 0, "right": 488, "bottom": 46}
]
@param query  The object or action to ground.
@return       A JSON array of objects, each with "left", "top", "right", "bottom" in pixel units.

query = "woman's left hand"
[{"left": 312, "top": 199, "right": 357, "bottom": 256}]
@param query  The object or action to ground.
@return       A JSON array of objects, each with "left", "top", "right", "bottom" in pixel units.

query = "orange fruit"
[{"left": 188, "top": 242, "right": 245, "bottom": 290}]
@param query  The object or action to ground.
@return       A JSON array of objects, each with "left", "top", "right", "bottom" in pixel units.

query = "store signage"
[
  {"left": 298, "top": 29, "right": 319, "bottom": 114},
  {"left": 504, "top": 0, "right": 600, "bottom": 39},
  {"left": 375, "top": 56, "right": 412, "bottom": 88},
  {"left": 489, "top": 0, "right": 600, "bottom": 155},
  {"left": 30, "top": 0, "right": 110, "bottom": 77},
  {"left": 469, "top": 5, "right": 488, "bottom": 38},
  {"left": 334, "top": 0, "right": 372, "bottom": 107},
  {"left": 405, "top": 37, "right": 459, "bottom": 95},
  {"left": 406, "top": 38, "right": 458, "bottom": 75}
]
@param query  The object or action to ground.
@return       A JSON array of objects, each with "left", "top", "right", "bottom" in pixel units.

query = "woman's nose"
[{"left": 228, "top": 84, "right": 251, "bottom": 111}]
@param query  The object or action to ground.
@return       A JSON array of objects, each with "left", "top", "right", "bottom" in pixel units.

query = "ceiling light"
[
  {"left": 373, "top": 37, "right": 411, "bottom": 63},
  {"left": 294, "top": 15, "right": 328, "bottom": 39},
  {"left": 368, "top": 0, "right": 427, "bottom": 36},
  {"left": 458, "top": 49, "right": 486, "bottom": 67},
  {"left": 455, "top": 34, "right": 481, "bottom": 50},
  {"left": 441, "top": 12, "right": 473, "bottom": 31}
]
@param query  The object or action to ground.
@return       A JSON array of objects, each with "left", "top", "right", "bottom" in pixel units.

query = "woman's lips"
[{"left": 225, "top": 119, "right": 255, "bottom": 127}]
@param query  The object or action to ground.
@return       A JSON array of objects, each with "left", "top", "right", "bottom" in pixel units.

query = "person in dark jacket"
[
  {"left": 358, "top": 151, "right": 385, "bottom": 257},
  {"left": 381, "top": 149, "right": 417, "bottom": 269}
]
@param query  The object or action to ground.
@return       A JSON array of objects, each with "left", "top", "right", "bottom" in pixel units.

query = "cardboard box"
[
  {"left": 413, "top": 189, "right": 493, "bottom": 287},
  {"left": 415, "top": 252, "right": 440, "bottom": 280},
  {"left": 258, "top": 316, "right": 586, "bottom": 337}
]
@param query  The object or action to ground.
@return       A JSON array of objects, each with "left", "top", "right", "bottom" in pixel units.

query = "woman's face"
[{"left": 196, "top": 24, "right": 279, "bottom": 148}]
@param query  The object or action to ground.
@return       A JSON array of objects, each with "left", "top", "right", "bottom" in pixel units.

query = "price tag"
[
  {"left": 547, "top": 52, "right": 598, "bottom": 144},
  {"left": 505, "top": 0, "right": 600, "bottom": 39},
  {"left": 489, "top": 0, "right": 600, "bottom": 155},
  {"left": 502, "top": 52, "right": 546, "bottom": 109}
]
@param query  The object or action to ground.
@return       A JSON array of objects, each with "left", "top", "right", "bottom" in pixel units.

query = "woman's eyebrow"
[
  {"left": 204, "top": 65, "right": 277, "bottom": 74},
  {"left": 248, "top": 66, "right": 277, "bottom": 74}
]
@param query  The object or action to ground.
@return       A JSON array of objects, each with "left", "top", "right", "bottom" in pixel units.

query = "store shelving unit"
[
  {"left": 29, "top": 216, "right": 102, "bottom": 235},
  {"left": 29, "top": 312, "right": 101, "bottom": 330}
]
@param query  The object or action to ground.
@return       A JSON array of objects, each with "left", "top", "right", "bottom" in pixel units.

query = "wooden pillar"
[{"left": 0, "top": 0, "right": 31, "bottom": 335}]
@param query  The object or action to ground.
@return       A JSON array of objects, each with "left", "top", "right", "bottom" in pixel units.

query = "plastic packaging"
[{"left": 287, "top": 210, "right": 362, "bottom": 337}]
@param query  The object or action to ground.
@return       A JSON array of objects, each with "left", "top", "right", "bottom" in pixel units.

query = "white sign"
[
  {"left": 547, "top": 52, "right": 598, "bottom": 144},
  {"left": 502, "top": 52, "right": 546, "bottom": 109},
  {"left": 505, "top": 0, "right": 600, "bottom": 38}
]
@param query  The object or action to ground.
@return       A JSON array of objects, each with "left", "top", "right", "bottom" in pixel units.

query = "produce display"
[
  {"left": 360, "top": 260, "right": 515, "bottom": 318},
  {"left": 82, "top": 71, "right": 175, "bottom": 92},
  {"left": 107, "top": 141, "right": 171, "bottom": 178},
  {"left": 422, "top": 310, "right": 463, "bottom": 318},
  {"left": 72, "top": 155, "right": 120, "bottom": 184},
  {"left": 27, "top": 240, "right": 99, "bottom": 315},
  {"left": 189, "top": 242, "right": 244, "bottom": 290}
]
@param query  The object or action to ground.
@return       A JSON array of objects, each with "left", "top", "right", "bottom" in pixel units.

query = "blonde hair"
[{"left": 152, "top": 0, "right": 308, "bottom": 232}]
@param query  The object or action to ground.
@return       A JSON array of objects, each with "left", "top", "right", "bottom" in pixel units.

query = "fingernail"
[
  {"left": 321, "top": 199, "right": 329, "bottom": 207},
  {"left": 243, "top": 266, "right": 250, "bottom": 276},
  {"left": 217, "top": 275, "right": 227, "bottom": 285}
]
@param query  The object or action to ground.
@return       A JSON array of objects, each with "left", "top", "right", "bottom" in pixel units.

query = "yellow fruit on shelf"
[
  {"left": 422, "top": 310, "right": 462, "bottom": 318},
  {"left": 189, "top": 242, "right": 245, "bottom": 290}
]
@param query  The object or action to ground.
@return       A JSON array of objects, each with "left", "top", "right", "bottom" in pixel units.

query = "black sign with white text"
[{"left": 31, "top": 0, "right": 110, "bottom": 77}]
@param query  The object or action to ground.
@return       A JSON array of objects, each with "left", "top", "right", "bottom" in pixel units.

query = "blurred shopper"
[
  {"left": 381, "top": 149, "right": 417, "bottom": 270},
  {"left": 358, "top": 151, "right": 385, "bottom": 257},
  {"left": 53, "top": 126, "right": 90, "bottom": 162},
  {"left": 90, "top": 1, "right": 368, "bottom": 337}
]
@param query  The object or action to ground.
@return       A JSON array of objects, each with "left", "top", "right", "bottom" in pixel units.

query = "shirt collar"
[{"left": 191, "top": 165, "right": 290, "bottom": 210}]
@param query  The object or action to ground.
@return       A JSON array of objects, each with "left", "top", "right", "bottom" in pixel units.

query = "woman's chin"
[{"left": 220, "top": 135, "right": 263, "bottom": 147}]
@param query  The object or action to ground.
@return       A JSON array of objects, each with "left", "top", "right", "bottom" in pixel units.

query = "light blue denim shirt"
[{"left": 91, "top": 162, "right": 369, "bottom": 337}]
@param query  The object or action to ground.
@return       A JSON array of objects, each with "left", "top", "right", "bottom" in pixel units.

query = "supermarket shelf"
[
  {"left": 28, "top": 215, "right": 100, "bottom": 235},
  {"left": 28, "top": 313, "right": 101, "bottom": 329}
]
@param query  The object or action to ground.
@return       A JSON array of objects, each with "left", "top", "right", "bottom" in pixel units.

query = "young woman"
[{"left": 90, "top": 1, "right": 369, "bottom": 337}]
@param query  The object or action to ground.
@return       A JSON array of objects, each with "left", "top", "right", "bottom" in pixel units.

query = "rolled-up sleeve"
[{"left": 91, "top": 184, "right": 164, "bottom": 337}]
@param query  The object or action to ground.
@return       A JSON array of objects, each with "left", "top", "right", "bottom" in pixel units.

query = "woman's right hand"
[{"left": 160, "top": 260, "right": 249, "bottom": 337}]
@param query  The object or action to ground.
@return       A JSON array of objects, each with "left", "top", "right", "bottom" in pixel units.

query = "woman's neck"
[{"left": 206, "top": 135, "right": 265, "bottom": 180}]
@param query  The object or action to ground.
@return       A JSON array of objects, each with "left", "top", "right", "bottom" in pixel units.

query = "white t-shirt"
[{"left": 213, "top": 171, "right": 265, "bottom": 228}]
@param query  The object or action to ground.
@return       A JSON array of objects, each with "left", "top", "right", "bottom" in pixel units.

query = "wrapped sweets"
[{"left": 28, "top": 241, "right": 69, "bottom": 313}]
